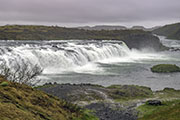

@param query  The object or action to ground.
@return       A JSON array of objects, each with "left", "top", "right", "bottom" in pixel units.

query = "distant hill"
[
  {"left": 0, "top": 25, "right": 165, "bottom": 50},
  {"left": 153, "top": 22, "right": 180, "bottom": 40},
  {"left": 77, "top": 25, "right": 160, "bottom": 31},
  {"left": 131, "top": 26, "right": 146, "bottom": 30},
  {"left": 0, "top": 25, "right": 149, "bottom": 41},
  {"left": 77, "top": 25, "right": 127, "bottom": 30},
  {"left": 131, "top": 26, "right": 161, "bottom": 31},
  {"left": 148, "top": 26, "right": 161, "bottom": 31}
]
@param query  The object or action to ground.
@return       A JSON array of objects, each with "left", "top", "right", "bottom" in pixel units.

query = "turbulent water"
[{"left": 0, "top": 36, "right": 180, "bottom": 90}]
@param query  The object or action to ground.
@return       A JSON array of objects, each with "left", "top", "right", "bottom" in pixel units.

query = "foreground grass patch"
[
  {"left": 0, "top": 76, "right": 98, "bottom": 120},
  {"left": 137, "top": 100, "right": 180, "bottom": 120}
]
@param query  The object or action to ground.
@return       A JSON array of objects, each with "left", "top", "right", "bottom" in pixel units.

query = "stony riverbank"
[{"left": 37, "top": 83, "right": 180, "bottom": 120}]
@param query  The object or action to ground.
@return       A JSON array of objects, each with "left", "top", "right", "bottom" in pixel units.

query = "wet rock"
[
  {"left": 122, "top": 34, "right": 166, "bottom": 51},
  {"left": 169, "top": 47, "right": 180, "bottom": 52}
]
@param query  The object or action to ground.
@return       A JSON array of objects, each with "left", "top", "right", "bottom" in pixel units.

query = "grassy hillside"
[
  {"left": 0, "top": 76, "right": 98, "bottom": 120},
  {"left": 0, "top": 25, "right": 152, "bottom": 40},
  {"left": 153, "top": 22, "right": 180, "bottom": 40}
]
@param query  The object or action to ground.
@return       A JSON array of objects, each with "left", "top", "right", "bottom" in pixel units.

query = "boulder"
[{"left": 146, "top": 100, "right": 162, "bottom": 106}]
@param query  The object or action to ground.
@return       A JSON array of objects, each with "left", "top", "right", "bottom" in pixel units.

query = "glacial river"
[{"left": 0, "top": 36, "right": 179, "bottom": 90}]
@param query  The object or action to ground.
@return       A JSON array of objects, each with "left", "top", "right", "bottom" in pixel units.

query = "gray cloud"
[{"left": 0, "top": 0, "right": 180, "bottom": 27}]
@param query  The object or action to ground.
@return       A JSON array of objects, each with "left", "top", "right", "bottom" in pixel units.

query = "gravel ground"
[{"left": 38, "top": 83, "right": 138, "bottom": 120}]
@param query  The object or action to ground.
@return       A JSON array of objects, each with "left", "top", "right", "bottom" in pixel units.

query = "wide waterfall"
[
  {"left": 0, "top": 38, "right": 180, "bottom": 90},
  {"left": 0, "top": 40, "right": 131, "bottom": 73}
]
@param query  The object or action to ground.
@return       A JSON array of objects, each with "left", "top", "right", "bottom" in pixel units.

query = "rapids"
[{"left": 0, "top": 37, "right": 179, "bottom": 90}]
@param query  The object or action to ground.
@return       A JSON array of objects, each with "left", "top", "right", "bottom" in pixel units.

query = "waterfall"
[{"left": 0, "top": 40, "right": 131, "bottom": 73}]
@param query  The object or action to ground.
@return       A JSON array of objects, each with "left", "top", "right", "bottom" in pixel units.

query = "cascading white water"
[
  {"left": 0, "top": 40, "right": 131, "bottom": 73},
  {"left": 1, "top": 38, "right": 180, "bottom": 90}
]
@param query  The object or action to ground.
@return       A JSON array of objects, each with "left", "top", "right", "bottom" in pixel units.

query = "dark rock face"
[
  {"left": 146, "top": 100, "right": 162, "bottom": 106},
  {"left": 122, "top": 34, "right": 165, "bottom": 51}
]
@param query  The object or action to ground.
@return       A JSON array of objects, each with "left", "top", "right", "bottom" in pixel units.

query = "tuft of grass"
[
  {"left": 0, "top": 81, "right": 9, "bottom": 87},
  {"left": 151, "top": 64, "right": 180, "bottom": 73}
]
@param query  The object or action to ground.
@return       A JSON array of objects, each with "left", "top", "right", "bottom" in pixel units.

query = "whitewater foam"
[
  {"left": 0, "top": 40, "right": 130, "bottom": 73},
  {"left": 0, "top": 40, "right": 176, "bottom": 74}
]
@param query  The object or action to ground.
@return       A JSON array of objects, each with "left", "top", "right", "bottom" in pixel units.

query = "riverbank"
[{"left": 38, "top": 83, "right": 180, "bottom": 120}]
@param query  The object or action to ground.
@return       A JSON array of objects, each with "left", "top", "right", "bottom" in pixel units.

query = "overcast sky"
[{"left": 0, "top": 0, "right": 179, "bottom": 27}]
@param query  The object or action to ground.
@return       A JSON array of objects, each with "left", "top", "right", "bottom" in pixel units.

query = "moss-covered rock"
[{"left": 151, "top": 64, "right": 180, "bottom": 73}]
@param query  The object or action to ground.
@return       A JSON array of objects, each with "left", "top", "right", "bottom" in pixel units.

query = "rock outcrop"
[{"left": 122, "top": 33, "right": 166, "bottom": 50}]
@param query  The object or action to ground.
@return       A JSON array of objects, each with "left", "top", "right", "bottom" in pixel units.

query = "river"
[{"left": 0, "top": 36, "right": 179, "bottom": 90}]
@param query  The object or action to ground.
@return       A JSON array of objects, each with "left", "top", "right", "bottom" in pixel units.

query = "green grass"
[
  {"left": 151, "top": 64, "right": 180, "bottom": 73},
  {"left": 154, "top": 88, "right": 180, "bottom": 100},
  {"left": 107, "top": 85, "right": 153, "bottom": 101},
  {"left": 0, "top": 76, "right": 98, "bottom": 120},
  {"left": 137, "top": 100, "right": 180, "bottom": 120},
  {"left": 0, "top": 81, "right": 9, "bottom": 87}
]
